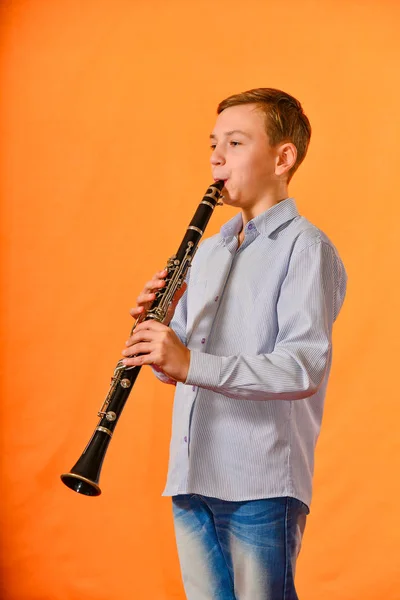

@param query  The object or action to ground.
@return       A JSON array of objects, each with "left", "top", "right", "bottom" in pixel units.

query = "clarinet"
[{"left": 60, "top": 180, "right": 224, "bottom": 496}]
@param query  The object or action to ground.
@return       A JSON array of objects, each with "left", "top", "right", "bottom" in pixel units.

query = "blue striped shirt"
[{"left": 158, "top": 198, "right": 347, "bottom": 508}]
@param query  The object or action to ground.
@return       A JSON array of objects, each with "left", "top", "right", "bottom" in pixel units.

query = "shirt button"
[
  {"left": 201, "top": 338, "right": 206, "bottom": 344},
  {"left": 247, "top": 223, "right": 254, "bottom": 230},
  {"left": 184, "top": 436, "right": 187, "bottom": 443},
  {"left": 214, "top": 296, "right": 219, "bottom": 302},
  {"left": 192, "top": 386, "right": 196, "bottom": 392}
]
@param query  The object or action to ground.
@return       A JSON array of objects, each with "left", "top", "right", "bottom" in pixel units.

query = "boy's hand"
[
  {"left": 129, "top": 269, "right": 187, "bottom": 326},
  {"left": 122, "top": 321, "right": 190, "bottom": 383}
]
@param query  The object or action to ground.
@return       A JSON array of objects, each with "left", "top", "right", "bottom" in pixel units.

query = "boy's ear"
[{"left": 275, "top": 143, "right": 297, "bottom": 177}]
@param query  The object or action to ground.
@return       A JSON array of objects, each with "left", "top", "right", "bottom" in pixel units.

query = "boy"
[{"left": 122, "top": 88, "right": 347, "bottom": 600}]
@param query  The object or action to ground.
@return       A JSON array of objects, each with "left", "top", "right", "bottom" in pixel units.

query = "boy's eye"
[{"left": 210, "top": 140, "right": 241, "bottom": 151}]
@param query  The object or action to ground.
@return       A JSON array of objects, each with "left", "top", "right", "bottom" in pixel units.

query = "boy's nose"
[{"left": 210, "top": 149, "right": 225, "bottom": 166}]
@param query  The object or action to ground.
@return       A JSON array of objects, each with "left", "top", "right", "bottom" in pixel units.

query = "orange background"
[{"left": 1, "top": 1, "right": 399, "bottom": 598}]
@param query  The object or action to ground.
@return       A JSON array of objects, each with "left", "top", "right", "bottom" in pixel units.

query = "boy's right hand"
[{"left": 129, "top": 268, "right": 187, "bottom": 326}]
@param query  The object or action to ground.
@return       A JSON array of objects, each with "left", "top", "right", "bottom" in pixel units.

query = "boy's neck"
[{"left": 240, "top": 183, "right": 290, "bottom": 229}]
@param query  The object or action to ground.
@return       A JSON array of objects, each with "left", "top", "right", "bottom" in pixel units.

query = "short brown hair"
[{"left": 217, "top": 88, "right": 311, "bottom": 180}]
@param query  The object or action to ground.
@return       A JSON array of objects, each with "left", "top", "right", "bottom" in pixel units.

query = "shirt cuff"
[
  {"left": 151, "top": 365, "right": 176, "bottom": 386},
  {"left": 185, "top": 350, "right": 222, "bottom": 388}
]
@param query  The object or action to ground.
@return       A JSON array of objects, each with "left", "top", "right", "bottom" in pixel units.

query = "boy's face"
[{"left": 210, "top": 103, "right": 283, "bottom": 210}]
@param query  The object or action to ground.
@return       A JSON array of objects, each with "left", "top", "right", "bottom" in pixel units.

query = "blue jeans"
[{"left": 172, "top": 495, "right": 309, "bottom": 600}]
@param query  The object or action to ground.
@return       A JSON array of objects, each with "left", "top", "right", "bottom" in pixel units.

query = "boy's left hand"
[{"left": 122, "top": 321, "right": 190, "bottom": 383}]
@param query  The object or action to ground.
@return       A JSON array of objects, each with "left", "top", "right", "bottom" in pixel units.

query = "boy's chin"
[
  {"left": 222, "top": 194, "right": 240, "bottom": 207},
  {"left": 221, "top": 189, "right": 236, "bottom": 203}
]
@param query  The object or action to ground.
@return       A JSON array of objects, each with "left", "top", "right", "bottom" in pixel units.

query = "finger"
[
  {"left": 134, "top": 320, "right": 168, "bottom": 333},
  {"left": 136, "top": 292, "right": 157, "bottom": 308},
  {"left": 122, "top": 351, "right": 156, "bottom": 367},
  {"left": 144, "top": 276, "right": 167, "bottom": 294},
  {"left": 136, "top": 279, "right": 168, "bottom": 305},
  {"left": 129, "top": 306, "right": 145, "bottom": 318},
  {"left": 125, "top": 328, "right": 158, "bottom": 346},
  {"left": 124, "top": 327, "right": 165, "bottom": 351},
  {"left": 122, "top": 341, "right": 153, "bottom": 357},
  {"left": 124, "top": 335, "right": 149, "bottom": 352}
]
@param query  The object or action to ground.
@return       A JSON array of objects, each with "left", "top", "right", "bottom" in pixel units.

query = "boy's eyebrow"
[{"left": 209, "top": 129, "right": 251, "bottom": 139}]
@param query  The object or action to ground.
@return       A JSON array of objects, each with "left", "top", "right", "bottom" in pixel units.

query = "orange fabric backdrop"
[{"left": 1, "top": 1, "right": 399, "bottom": 598}]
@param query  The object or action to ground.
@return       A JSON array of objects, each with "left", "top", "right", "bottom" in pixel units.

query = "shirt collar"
[{"left": 220, "top": 197, "right": 300, "bottom": 240}]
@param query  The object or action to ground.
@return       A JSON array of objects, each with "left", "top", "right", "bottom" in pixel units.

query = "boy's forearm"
[{"left": 184, "top": 345, "right": 330, "bottom": 401}]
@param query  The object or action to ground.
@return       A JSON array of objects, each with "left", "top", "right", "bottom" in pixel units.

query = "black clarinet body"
[{"left": 60, "top": 180, "right": 224, "bottom": 496}]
